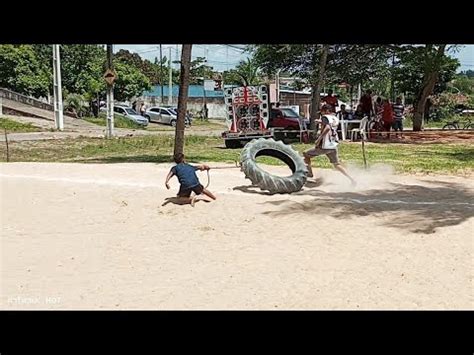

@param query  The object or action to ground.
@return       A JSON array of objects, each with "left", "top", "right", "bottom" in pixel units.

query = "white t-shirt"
[{"left": 321, "top": 114, "right": 339, "bottom": 150}]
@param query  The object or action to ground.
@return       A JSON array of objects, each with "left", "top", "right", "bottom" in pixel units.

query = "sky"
[
  {"left": 115, "top": 44, "right": 473, "bottom": 73},
  {"left": 114, "top": 44, "right": 250, "bottom": 72}
]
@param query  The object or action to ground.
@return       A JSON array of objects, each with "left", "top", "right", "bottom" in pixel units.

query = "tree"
[
  {"left": 252, "top": 44, "right": 393, "bottom": 132},
  {"left": 325, "top": 45, "right": 392, "bottom": 89},
  {"left": 309, "top": 44, "right": 329, "bottom": 134},
  {"left": 452, "top": 74, "right": 474, "bottom": 95},
  {"left": 189, "top": 57, "right": 215, "bottom": 84},
  {"left": 113, "top": 60, "right": 152, "bottom": 102},
  {"left": 253, "top": 45, "right": 322, "bottom": 126},
  {"left": 0, "top": 45, "right": 50, "bottom": 97},
  {"left": 460, "top": 70, "right": 474, "bottom": 78},
  {"left": 116, "top": 49, "right": 161, "bottom": 84},
  {"left": 222, "top": 69, "right": 245, "bottom": 86},
  {"left": 174, "top": 44, "right": 192, "bottom": 156},
  {"left": 59, "top": 45, "right": 106, "bottom": 101},
  {"left": 253, "top": 44, "right": 332, "bottom": 135},
  {"left": 228, "top": 58, "right": 262, "bottom": 86},
  {"left": 392, "top": 45, "right": 458, "bottom": 130}
]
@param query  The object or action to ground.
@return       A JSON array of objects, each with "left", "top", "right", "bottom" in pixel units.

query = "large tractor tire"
[{"left": 240, "top": 138, "right": 308, "bottom": 194}]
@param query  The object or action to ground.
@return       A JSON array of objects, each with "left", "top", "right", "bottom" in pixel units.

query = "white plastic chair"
[{"left": 350, "top": 116, "right": 369, "bottom": 141}]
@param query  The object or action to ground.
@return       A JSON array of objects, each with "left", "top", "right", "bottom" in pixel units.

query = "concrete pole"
[
  {"left": 52, "top": 45, "right": 64, "bottom": 131},
  {"left": 160, "top": 44, "right": 164, "bottom": 104},
  {"left": 106, "top": 44, "right": 114, "bottom": 138},
  {"left": 168, "top": 47, "right": 172, "bottom": 105}
]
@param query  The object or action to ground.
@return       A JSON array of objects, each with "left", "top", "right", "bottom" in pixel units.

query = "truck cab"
[{"left": 268, "top": 108, "right": 308, "bottom": 130}]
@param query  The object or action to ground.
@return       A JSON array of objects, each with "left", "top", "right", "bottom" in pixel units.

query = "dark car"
[{"left": 268, "top": 108, "right": 308, "bottom": 130}]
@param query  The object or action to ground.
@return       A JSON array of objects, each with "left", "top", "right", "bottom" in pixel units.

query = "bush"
[{"left": 64, "top": 93, "right": 89, "bottom": 118}]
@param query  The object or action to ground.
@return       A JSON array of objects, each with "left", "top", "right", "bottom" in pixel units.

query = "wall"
[{"left": 141, "top": 96, "right": 227, "bottom": 119}]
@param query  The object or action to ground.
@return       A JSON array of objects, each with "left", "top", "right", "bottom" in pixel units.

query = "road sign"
[{"left": 104, "top": 69, "right": 117, "bottom": 85}]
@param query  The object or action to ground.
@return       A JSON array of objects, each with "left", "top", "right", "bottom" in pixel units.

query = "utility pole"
[
  {"left": 160, "top": 44, "right": 164, "bottom": 104},
  {"left": 105, "top": 44, "right": 115, "bottom": 138},
  {"left": 390, "top": 52, "right": 396, "bottom": 102},
  {"left": 52, "top": 45, "right": 64, "bottom": 131},
  {"left": 276, "top": 69, "right": 281, "bottom": 104},
  {"left": 168, "top": 47, "right": 173, "bottom": 105}
]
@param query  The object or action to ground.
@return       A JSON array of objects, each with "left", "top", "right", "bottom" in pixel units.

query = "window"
[
  {"left": 125, "top": 108, "right": 138, "bottom": 115},
  {"left": 281, "top": 108, "right": 299, "bottom": 118},
  {"left": 114, "top": 107, "right": 125, "bottom": 114},
  {"left": 150, "top": 108, "right": 160, "bottom": 113},
  {"left": 270, "top": 109, "right": 280, "bottom": 119}
]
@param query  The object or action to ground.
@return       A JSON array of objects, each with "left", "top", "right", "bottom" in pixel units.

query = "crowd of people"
[{"left": 321, "top": 89, "right": 406, "bottom": 140}]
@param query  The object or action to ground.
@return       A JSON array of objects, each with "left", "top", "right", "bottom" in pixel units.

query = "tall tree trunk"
[
  {"left": 412, "top": 44, "right": 446, "bottom": 131},
  {"left": 174, "top": 44, "right": 192, "bottom": 156},
  {"left": 309, "top": 44, "right": 329, "bottom": 140}
]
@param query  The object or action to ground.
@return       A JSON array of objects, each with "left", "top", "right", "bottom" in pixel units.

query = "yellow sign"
[{"left": 103, "top": 69, "right": 117, "bottom": 85}]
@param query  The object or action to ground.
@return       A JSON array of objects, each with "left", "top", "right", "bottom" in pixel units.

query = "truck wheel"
[{"left": 240, "top": 138, "right": 308, "bottom": 194}]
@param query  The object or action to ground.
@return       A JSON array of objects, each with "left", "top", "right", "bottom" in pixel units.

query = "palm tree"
[{"left": 233, "top": 58, "right": 262, "bottom": 86}]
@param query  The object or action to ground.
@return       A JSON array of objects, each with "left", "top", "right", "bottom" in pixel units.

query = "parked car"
[
  {"left": 100, "top": 105, "right": 149, "bottom": 126},
  {"left": 455, "top": 104, "right": 474, "bottom": 116},
  {"left": 268, "top": 108, "right": 309, "bottom": 130},
  {"left": 145, "top": 106, "right": 192, "bottom": 127}
]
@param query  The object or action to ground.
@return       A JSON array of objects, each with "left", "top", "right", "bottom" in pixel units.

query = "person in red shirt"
[
  {"left": 359, "top": 89, "right": 374, "bottom": 119},
  {"left": 322, "top": 89, "right": 339, "bottom": 113},
  {"left": 381, "top": 98, "right": 394, "bottom": 139}
]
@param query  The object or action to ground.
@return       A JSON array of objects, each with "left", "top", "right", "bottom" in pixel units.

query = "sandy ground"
[{"left": 1, "top": 162, "right": 473, "bottom": 309}]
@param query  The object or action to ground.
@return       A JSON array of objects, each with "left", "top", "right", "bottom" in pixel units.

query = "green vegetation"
[
  {"left": 2, "top": 135, "right": 472, "bottom": 175},
  {"left": 0, "top": 117, "right": 42, "bottom": 132},
  {"left": 84, "top": 116, "right": 144, "bottom": 129}
]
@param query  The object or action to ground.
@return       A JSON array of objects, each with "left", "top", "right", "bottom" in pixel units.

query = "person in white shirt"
[{"left": 303, "top": 105, "right": 356, "bottom": 185}]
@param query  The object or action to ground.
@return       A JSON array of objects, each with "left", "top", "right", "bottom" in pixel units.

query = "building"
[{"left": 140, "top": 85, "right": 226, "bottom": 119}]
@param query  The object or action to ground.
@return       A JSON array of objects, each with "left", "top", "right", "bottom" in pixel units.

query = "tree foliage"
[{"left": 0, "top": 45, "right": 50, "bottom": 97}]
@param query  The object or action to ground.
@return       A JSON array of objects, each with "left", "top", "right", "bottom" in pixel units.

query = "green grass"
[
  {"left": 191, "top": 119, "right": 227, "bottom": 129},
  {"left": 1, "top": 135, "right": 473, "bottom": 175},
  {"left": 145, "top": 119, "right": 226, "bottom": 132},
  {"left": 0, "top": 117, "right": 42, "bottom": 133},
  {"left": 83, "top": 116, "right": 144, "bottom": 129}
]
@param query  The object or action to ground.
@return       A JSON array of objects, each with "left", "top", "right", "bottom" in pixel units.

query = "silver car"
[
  {"left": 100, "top": 106, "right": 149, "bottom": 126},
  {"left": 145, "top": 106, "right": 191, "bottom": 127},
  {"left": 113, "top": 106, "right": 149, "bottom": 126}
]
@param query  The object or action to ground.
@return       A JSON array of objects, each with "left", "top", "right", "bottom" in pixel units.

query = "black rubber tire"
[{"left": 240, "top": 138, "right": 308, "bottom": 194}]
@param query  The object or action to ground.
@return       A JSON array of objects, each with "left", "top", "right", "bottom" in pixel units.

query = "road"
[{"left": 0, "top": 115, "right": 226, "bottom": 142}]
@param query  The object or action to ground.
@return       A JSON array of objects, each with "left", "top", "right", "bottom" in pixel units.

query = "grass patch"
[
  {"left": 1, "top": 135, "right": 472, "bottom": 175},
  {"left": 83, "top": 116, "right": 144, "bottom": 129},
  {"left": 191, "top": 119, "right": 227, "bottom": 129},
  {"left": 0, "top": 117, "right": 42, "bottom": 133}
]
